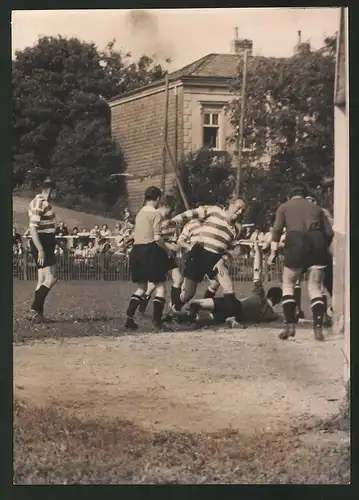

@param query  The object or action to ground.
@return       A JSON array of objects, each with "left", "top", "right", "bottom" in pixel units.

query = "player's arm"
[
  {"left": 269, "top": 204, "right": 285, "bottom": 259},
  {"left": 29, "top": 199, "right": 45, "bottom": 254},
  {"left": 177, "top": 227, "right": 191, "bottom": 251},
  {"left": 170, "top": 205, "right": 212, "bottom": 227}
]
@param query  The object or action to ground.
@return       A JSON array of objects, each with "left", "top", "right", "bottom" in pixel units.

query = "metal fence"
[{"left": 13, "top": 250, "right": 284, "bottom": 282}]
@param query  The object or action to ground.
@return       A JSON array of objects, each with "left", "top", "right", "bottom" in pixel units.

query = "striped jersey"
[
  {"left": 171, "top": 205, "right": 240, "bottom": 256},
  {"left": 133, "top": 205, "right": 163, "bottom": 244},
  {"left": 178, "top": 219, "right": 202, "bottom": 248},
  {"left": 161, "top": 219, "right": 178, "bottom": 243},
  {"left": 28, "top": 194, "right": 56, "bottom": 234}
]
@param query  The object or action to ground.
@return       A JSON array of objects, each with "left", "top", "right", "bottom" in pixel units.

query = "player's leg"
[
  {"left": 204, "top": 277, "right": 220, "bottom": 298},
  {"left": 279, "top": 267, "right": 302, "bottom": 339},
  {"left": 307, "top": 265, "right": 326, "bottom": 341},
  {"left": 172, "top": 245, "right": 203, "bottom": 312},
  {"left": 170, "top": 266, "right": 183, "bottom": 306},
  {"left": 139, "top": 281, "right": 156, "bottom": 314},
  {"left": 152, "top": 282, "right": 166, "bottom": 329},
  {"left": 294, "top": 275, "right": 305, "bottom": 320},
  {"left": 30, "top": 267, "right": 45, "bottom": 316},
  {"left": 125, "top": 283, "right": 147, "bottom": 329},
  {"left": 213, "top": 260, "right": 239, "bottom": 321}
]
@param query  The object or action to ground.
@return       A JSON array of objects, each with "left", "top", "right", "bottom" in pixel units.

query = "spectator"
[
  {"left": 113, "top": 222, "right": 122, "bottom": 235},
  {"left": 54, "top": 244, "right": 64, "bottom": 256},
  {"left": 79, "top": 228, "right": 88, "bottom": 234},
  {"left": 72, "top": 227, "right": 79, "bottom": 236},
  {"left": 90, "top": 224, "right": 100, "bottom": 237},
  {"left": 55, "top": 222, "right": 69, "bottom": 237},
  {"left": 124, "top": 207, "right": 131, "bottom": 221},
  {"left": 100, "top": 224, "right": 112, "bottom": 238},
  {"left": 85, "top": 240, "right": 98, "bottom": 257},
  {"left": 13, "top": 227, "right": 22, "bottom": 246}
]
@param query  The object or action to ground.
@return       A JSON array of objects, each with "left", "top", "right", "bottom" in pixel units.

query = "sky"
[{"left": 11, "top": 8, "right": 340, "bottom": 70}]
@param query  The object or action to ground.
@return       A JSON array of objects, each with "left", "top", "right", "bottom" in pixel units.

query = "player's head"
[
  {"left": 144, "top": 186, "right": 162, "bottom": 208},
  {"left": 266, "top": 286, "right": 282, "bottom": 306},
  {"left": 289, "top": 183, "right": 307, "bottom": 199},
  {"left": 160, "top": 194, "right": 176, "bottom": 218},
  {"left": 226, "top": 198, "right": 246, "bottom": 222},
  {"left": 42, "top": 177, "right": 56, "bottom": 200}
]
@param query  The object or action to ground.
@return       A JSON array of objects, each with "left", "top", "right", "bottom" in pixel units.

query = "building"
[
  {"left": 332, "top": 8, "right": 349, "bottom": 390},
  {"left": 109, "top": 32, "right": 253, "bottom": 212}
]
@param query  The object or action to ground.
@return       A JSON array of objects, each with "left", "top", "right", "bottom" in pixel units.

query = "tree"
[
  {"left": 171, "top": 149, "right": 235, "bottom": 211},
  {"left": 228, "top": 36, "right": 336, "bottom": 219},
  {"left": 12, "top": 35, "right": 169, "bottom": 213}
]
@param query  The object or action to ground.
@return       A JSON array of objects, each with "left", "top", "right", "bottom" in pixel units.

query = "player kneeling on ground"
[{"left": 181, "top": 242, "right": 282, "bottom": 327}]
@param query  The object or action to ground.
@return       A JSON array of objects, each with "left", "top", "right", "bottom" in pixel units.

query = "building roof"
[{"left": 108, "top": 53, "right": 243, "bottom": 103}]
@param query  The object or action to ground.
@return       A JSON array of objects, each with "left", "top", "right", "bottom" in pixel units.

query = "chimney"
[
  {"left": 298, "top": 30, "right": 302, "bottom": 44},
  {"left": 293, "top": 30, "right": 311, "bottom": 55},
  {"left": 231, "top": 28, "right": 253, "bottom": 56}
]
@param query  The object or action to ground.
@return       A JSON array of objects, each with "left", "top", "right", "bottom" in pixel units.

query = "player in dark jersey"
[{"left": 182, "top": 242, "right": 282, "bottom": 327}]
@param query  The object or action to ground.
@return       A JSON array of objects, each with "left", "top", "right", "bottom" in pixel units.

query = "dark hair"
[
  {"left": 266, "top": 286, "right": 283, "bottom": 306},
  {"left": 162, "top": 194, "right": 175, "bottom": 209},
  {"left": 289, "top": 183, "right": 307, "bottom": 199},
  {"left": 42, "top": 177, "right": 56, "bottom": 189},
  {"left": 144, "top": 186, "right": 162, "bottom": 201}
]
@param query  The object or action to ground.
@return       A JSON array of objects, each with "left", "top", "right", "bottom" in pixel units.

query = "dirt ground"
[{"left": 13, "top": 281, "right": 350, "bottom": 484}]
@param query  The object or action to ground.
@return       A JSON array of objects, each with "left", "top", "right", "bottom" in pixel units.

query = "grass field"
[{"left": 13, "top": 280, "right": 350, "bottom": 484}]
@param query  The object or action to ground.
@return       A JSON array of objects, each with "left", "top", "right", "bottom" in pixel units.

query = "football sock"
[
  {"left": 153, "top": 297, "right": 166, "bottom": 324},
  {"left": 311, "top": 297, "right": 325, "bottom": 328},
  {"left": 282, "top": 295, "right": 296, "bottom": 324},
  {"left": 294, "top": 285, "right": 302, "bottom": 311},
  {"left": 126, "top": 294, "right": 142, "bottom": 318},
  {"left": 170, "top": 286, "right": 181, "bottom": 306},
  {"left": 31, "top": 285, "right": 50, "bottom": 314}
]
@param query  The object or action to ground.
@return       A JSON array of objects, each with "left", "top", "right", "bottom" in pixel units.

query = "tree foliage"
[
  {"left": 227, "top": 36, "right": 336, "bottom": 220},
  {"left": 171, "top": 150, "right": 235, "bottom": 211},
  {"left": 12, "top": 35, "right": 168, "bottom": 214}
]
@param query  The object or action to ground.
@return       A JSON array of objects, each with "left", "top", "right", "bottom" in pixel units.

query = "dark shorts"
[
  {"left": 29, "top": 233, "right": 56, "bottom": 269},
  {"left": 165, "top": 255, "right": 178, "bottom": 273},
  {"left": 284, "top": 230, "right": 329, "bottom": 270},
  {"left": 129, "top": 242, "right": 168, "bottom": 284},
  {"left": 212, "top": 297, "right": 242, "bottom": 323},
  {"left": 183, "top": 244, "right": 222, "bottom": 283}
]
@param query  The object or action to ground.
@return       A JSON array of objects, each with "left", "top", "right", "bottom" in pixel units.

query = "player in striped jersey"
[
  {"left": 169, "top": 199, "right": 245, "bottom": 314},
  {"left": 28, "top": 178, "right": 58, "bottom": 321},
  {"left": 177, "top": 218, "right": 221, "bottom": 299},
  {"left": 138, "top": 195, "right": 183, "bottom": 314}
]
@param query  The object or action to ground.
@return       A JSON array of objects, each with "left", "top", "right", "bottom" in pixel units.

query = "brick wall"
[{"left": 111, "top": 85, "right": 183, "bottom": 213}]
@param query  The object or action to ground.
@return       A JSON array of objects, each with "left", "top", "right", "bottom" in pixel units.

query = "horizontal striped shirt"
[
  {"left": 171, "top": 205, "right": 240, "bottom": 256},
  {"left": 28, "top": 194, "right": 56, "bottom": 234},
  {"left": 178, "top": 219, "right": 202, "bottom": 248},
  {"left": 133, "top": 205, "right": 163, "bottom": 244}
]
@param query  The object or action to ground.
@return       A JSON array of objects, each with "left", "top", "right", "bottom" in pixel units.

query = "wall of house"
[
  {"left": 183, "top": 86, "right": 236, "bottom": 154},
  {"left": 110, "top": 84, "right": 183, "bottom": 213}
]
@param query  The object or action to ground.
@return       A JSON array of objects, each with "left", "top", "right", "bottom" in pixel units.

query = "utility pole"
[
  {"left": 161, "top": 73, "right": 169, "bottom": 192},
  {"left": 234, "top": 48, "right": 249, "bottom": 198}
]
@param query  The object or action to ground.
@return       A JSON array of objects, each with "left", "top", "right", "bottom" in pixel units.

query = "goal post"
[{"left": 333, "top": 7, "right": 349, "bottom": 392}]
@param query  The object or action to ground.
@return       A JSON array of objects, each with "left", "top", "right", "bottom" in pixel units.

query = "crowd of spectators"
[{"left": 13, "top": 208, "right": 136, "bottom": 260}]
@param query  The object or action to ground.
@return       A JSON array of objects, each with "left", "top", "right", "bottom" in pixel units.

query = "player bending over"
[
  {"left": 167, "top": 199, "right": 245, "bottom": 315},
  {"left": 184, "top": 242, "right": 282, "bottom": 327},
  {"left": 28, "top": 177, "right": 58, "bottom": 322},
  {"left": 138, "top": 195, "right": 183, "bottom": 314},
  {"left": 176, "top": 218, "right": 221, "bottom": 299},
  {"left": 124, "top": 187, "right": 176, "bottom": 331}
]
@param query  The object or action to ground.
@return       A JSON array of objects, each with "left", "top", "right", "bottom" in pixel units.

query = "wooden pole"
[
  {"left": 161, "top": 73, "right": 169, "bottom": 192},
  {"left": 234, "top": 49, "right": 249, "bottom": 198},
  {"left": 165, "top": 141, "right": 190, "bottom": 210}
]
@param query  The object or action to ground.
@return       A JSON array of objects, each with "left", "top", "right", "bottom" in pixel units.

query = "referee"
[{"left": 28, "top": 177, "right": 58, "bottom": 321}]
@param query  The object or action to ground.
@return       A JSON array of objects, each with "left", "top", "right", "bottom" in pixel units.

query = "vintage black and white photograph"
[{"left": 12, "top": 7, "right": 349, "bottom": 484}]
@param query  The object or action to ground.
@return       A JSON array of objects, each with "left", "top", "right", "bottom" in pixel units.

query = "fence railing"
[{"left": 13, "top": 250, "right": 285, "bottom": 282}]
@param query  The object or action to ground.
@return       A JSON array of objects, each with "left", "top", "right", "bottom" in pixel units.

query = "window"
[{"left": 203, "top": 112, "right": 219, "bottom": 149}]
